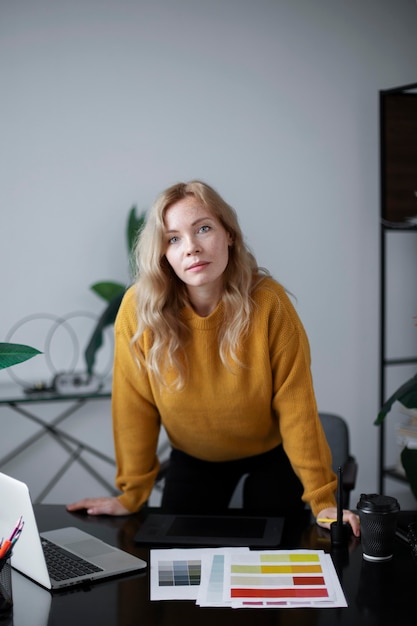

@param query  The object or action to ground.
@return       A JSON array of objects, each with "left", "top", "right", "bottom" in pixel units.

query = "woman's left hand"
[{"left": 316, "top": 507, "right": 360, "bottom": 537}]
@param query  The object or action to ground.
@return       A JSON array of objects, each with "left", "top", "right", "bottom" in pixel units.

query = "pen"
[
  {"left": 0, "top": 516, "right": 24, "bottom": 560},
  {"left": 11, "top": 522, "right": 24, "bottom": 545},
  {"left": 0, "top": 539, "right": 12, "bottom": 559},
  {"left": 9, "top": 516, "right": 23, "bottom": 542}
]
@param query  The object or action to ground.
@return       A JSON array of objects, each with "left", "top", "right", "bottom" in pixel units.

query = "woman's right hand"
[{"left": 66, "top": 497, "right": 131, "bottom": 516}]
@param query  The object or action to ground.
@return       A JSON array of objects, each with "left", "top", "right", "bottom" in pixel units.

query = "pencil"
[{"left": 317, "top": 517, "right": 337, "bottom": 524}]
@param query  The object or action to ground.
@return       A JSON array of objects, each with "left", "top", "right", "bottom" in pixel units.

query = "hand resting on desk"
[
  {"left": 316, "top": 507, "right": 360, "bottom": 537},
  {"left": 66, "top": 497, "right": 131, "bottom": 516}
]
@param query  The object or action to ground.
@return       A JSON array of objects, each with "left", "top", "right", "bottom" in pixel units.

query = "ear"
[{"left": 227, "top": 231, "right": 234, "bottom": 246}]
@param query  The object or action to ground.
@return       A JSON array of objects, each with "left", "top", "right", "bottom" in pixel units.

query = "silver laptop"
[{"left": 0, "top": 472, "right": 147, "bottom": 590}]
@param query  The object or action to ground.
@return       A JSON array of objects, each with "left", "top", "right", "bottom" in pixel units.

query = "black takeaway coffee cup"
[{"left": 356, "top": 493, "right": 400, "bottom": 561}]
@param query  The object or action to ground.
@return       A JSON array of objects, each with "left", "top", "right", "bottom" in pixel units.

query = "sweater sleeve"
[
  {"left": 269, "top": 293, "right": 337, "bottom": 516},
  {"left": 111, "top": 290, "right": 161, "bottom": 513}
]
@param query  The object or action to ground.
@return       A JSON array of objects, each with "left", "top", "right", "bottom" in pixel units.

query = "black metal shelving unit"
[{"left": 378, "top": 82, "right": 417, "bottom": 494}]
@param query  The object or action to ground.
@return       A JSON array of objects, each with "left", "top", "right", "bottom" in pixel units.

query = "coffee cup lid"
[{"left": 356, "top": 493, "right": 400, "bottom": 513}]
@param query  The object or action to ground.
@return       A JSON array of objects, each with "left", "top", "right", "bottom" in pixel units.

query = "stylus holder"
[{"left": 0, "top": 555, "right": 13, "bottom": 615}]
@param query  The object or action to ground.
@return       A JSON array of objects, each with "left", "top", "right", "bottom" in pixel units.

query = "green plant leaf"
[
  {"left": 84, "top": 291, "right": 125, "bottom": 375},
  {"left": 0, "top": 343, "right": 42, "bottom": 370},
  {"left": 127, "top": 206, "right": 146, "bottom": 277},
  {"left": 127, "top": 205, "right": 146, "bottom": 254},
  {"left": 401, "top": 447, "right": 417, "bottom": 500},
  {"left": 90, "top": 281, "right": 125, "bottom": 303},
  {"left": 374, "top": 374, "right": 417, "bottom": 425},
  {"left": 87, "top": 206, "right": 146, "bottom": 373}
]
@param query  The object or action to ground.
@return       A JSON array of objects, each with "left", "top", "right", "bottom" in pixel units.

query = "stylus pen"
[{"left": 330, "top": 466, "right": 349, "bottom": 545}]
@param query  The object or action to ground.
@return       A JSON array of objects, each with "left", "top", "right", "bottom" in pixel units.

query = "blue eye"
[
  {"left": 199, "top": 225, "right": 210, "bottom": 233},
  {"left": 168, "top": 236, "right": 179, "bottom": 244}
]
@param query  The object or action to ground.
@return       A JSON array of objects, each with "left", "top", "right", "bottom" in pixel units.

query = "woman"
[{"left": 68, "top": 180, "right": 359, "bottom": 536}]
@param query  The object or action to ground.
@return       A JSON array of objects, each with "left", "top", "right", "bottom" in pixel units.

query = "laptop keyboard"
[{"left": 41, "top": 538, "right": 104, "bottom": 581}]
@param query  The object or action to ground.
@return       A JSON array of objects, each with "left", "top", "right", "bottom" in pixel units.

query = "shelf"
[
  {"left": 383, "top": 467, "right": 410, "bottom": 484},
  {"left": 381, "top": 220, "right": 417, "bottom": 231},
  {"left": 384, "top": 357, "right": 417, "bottom": 367},
  {"left": 379, "top": 84, "right": 417, "bottom": 494}
]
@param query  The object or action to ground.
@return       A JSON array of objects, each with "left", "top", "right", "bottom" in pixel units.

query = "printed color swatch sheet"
[{"left": 151, "top": 548, "right": 347, "bottom": 608}]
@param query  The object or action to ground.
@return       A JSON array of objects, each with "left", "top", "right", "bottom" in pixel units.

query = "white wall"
[{"left": 1, "top": 0, "right": 417, "bottom": 509}]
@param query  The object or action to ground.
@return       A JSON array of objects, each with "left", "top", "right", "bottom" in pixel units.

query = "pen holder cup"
[{"left": 0, "top": 555, "right": 13, "bottom": 615}]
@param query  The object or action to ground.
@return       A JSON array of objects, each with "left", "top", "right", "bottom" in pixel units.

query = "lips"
[{"left": 187, "top": 261, "right": 209, "bottom": 271}]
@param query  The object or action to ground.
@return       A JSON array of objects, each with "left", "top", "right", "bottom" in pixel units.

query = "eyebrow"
[{"left": 165, "top": 216, "right": 215, "bottom": 234}]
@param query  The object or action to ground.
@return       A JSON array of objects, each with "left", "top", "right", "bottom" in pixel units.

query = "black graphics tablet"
[{"left": 134, "top": 513, "right": 284, "bottom": 547}]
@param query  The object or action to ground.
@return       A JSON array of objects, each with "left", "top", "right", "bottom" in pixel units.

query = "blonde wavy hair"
[{"left": 132, "top": 180, "right": 268, "bottom": 388}]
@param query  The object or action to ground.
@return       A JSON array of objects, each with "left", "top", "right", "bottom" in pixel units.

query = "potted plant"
[
  {"left": 0, "top": 343, "right": 41, "bottom": 370},
  {"left": 375, "top": 373, "right": 417, "bottom": 498},
  {"left": 84, "top": 206, "right": 146, "bottom": 375}
]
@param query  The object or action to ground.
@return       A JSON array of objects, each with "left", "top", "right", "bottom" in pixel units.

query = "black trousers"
[{"left": 160, "top": 444, "right": 305, "bottom": 516}]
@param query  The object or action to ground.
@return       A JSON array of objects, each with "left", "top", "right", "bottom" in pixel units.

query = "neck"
[{"left": 187, "top": 285, "right": 222, "bottom": 317}]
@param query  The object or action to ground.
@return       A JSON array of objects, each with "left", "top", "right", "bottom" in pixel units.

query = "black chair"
[{"left": 319, "top": 412, "right": 358, "bottom": 509}]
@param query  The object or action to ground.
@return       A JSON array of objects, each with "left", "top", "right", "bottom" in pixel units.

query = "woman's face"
[{"left": 163, "top": 196, "right": 233, "bottom": 308}]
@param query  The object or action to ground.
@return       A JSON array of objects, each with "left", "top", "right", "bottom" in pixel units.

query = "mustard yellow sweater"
[{"left": 112, "top": 277, "right": 337, "bottom": 516}]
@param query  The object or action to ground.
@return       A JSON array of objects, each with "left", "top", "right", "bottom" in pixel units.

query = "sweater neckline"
[{"left": 181, "top": 300, "right": 224, "bottom": 329}]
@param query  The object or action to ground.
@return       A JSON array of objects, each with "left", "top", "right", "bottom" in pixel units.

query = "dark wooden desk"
[{"left": 8, "top": 505, "right": 417, "bottom": 626}]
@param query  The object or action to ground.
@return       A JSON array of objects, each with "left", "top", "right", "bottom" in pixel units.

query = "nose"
[{"left": 185, "top": 235, "right": 201, "bottom": 255}]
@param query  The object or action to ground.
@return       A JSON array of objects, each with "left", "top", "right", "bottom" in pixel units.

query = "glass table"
[{"left": 0, "top": 379, "right": 117, "bottom": 502}]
